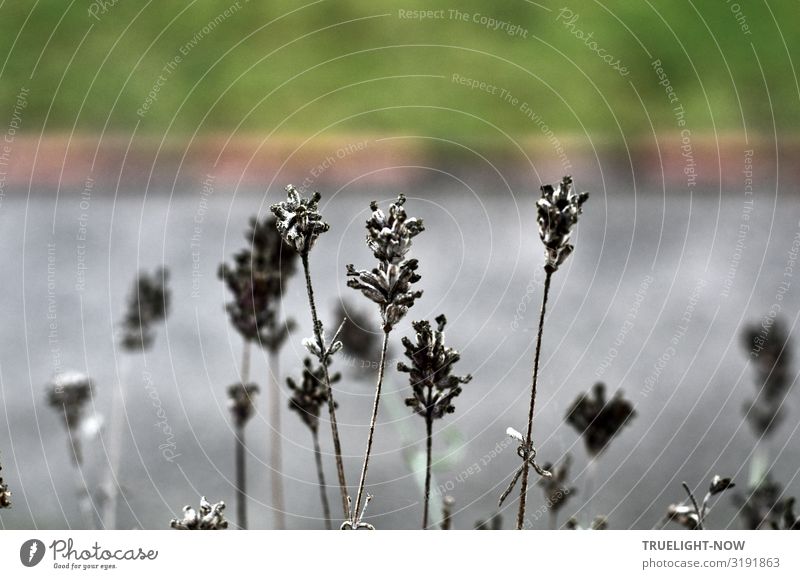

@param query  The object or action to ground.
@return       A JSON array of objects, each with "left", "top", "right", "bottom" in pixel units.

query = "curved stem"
[
  {"left": 516, "top": 269, "right": 552, "bottom": 530},
  {"left": 423, "top": 414, "right": 433, "bottom": 529},
  {"left": 352, "top": 331, "right": 390, "bottom": 523},
  {"left": 301, "top": 253, "right": 349, "bottom": 519},
  {"left": 682, "top": 482, "right": 703, "bottom": 530},
  {"left": 312, "top": 428, "right": 332, "bottom": 530},
  {"left": 235, "top": 424, "right": 247, "bottom": 529},
  {"left": 268, "top": 350, "right": 286, "bottom": 529}
]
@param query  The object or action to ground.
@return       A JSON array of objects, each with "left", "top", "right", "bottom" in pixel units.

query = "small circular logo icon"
[{"left": 20, "top": 539, "right": 45, "bottom": 567}]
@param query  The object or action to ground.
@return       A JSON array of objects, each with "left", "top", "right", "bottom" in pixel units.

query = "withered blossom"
[
  {"left": 666, "top": 475, "right": 735, "bottom": 530},
  {"left": 121, "top": 267, "right": 170, "bottom": 351},
  {"left": 346, "top": 194, "right": 425, "bottom": 333},
  {"left": 566, "top": 382, "right": 636, "bottom": 456},
  {"left": 536, "top": 175, "right": 590, "bottom": 273},
  {"left": 271, "top": 185, "right": 330, "bottom": 254},
  {"left": 219, "top": 216, "right": 298, "bottom": 350},
  {"left": 398, "top": 315, "right": 472, "bottom": 528},
  {"left": 740, "top": 319, "right": 793, "bottom": 437},
  {"left": 170, "top": 497, "right": 228, "bottom": 530},
  {"left": 227, "top": 383, "right": 259, "bottom": 428}
]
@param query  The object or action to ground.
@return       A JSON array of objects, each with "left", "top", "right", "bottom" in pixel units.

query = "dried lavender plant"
[
  {"left": 104, "top": 267, "right": 170, "bottom": 529},
  {"left": 666, "top": 475, "right": 735, "bottom": 530},
  {"left": 220, "top": 216, "right": 298, "bottom": 528},
  {"left": 288, "top": 358, "right": 343, "bottom": 529},
  {"left": 170, "top": 497, "right": 228, "bottom": 530},
  {"left": 272, "top": 185, "right": 348, "bottom": 520},
  {"left": 228, "top": 383, "right": 259, "bottom": 529},
  {"left": 398, "top": 315, "right": 471, "bottom": 529},
  {"left": 513, "top": 176, "right": 589, "bottom": 530},
  {"left": 47, "top": 372, "right": 94, "bottom": 528},
  {"left": 0, "top": 454, "right": 11, "bottom": 509},
  {"left": 346, "top": 193, "right": 424, "bottom": 528}
]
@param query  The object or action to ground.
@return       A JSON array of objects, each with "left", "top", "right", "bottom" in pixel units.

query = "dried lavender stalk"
[{"left": 228, "top": 383, "right": 259, "bottom": 529}]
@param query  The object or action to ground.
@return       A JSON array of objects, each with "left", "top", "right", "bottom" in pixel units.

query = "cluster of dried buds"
[
  {"left": 346, "top": 194, "right": 425, "bottom": 332},
  {"left": 227, "top": 383, "right": 259, "bottom": 428},
  {"left": 536, "top": 175, "right": 590, "bottom": 273},
  {"left": 219, "top": 216, "right": 297, "bottom": 350},
  {"left": 121, "top": 267, "right": 170, "bottom": 351},
  {"left": 399, "top": 315, "right": 472, "bottom": 420},
  {"left": 271, "top": 185, "right": 330, "bottom": 255},
  {"left": 566, "top": 382, "right": 636, "bottom": 456},
  {"left": 0, "top": 458, "right": 11, "bottom": 509},
  {"left": 287, "top": 358, "right": 341, "bottom": 433},
  {"left": 170, "top": 497, "right": 228, "bottom": 530},
  {"left": 565, "top": 515, "right": 608, "bottom": 530},
  {"left": 47, "top": 371, "right": 93, "bottom": 463}
]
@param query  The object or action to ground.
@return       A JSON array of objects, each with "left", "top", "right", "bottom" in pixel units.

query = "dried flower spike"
[
  {"left": 227, "top": 383, "right": 259, "bottom": 428},
  {"left": 346, "top": 194, "right": 424, "bottom": 333},
  {"left": 398, "top": 314, "right": 472, "bottom": 528},
  {"left": 536, "top": 175, "right": 589, "bottom": 273},
  {"left": 47, "top": 372, "right": 93, "bottom": 445},
  {"left": 0, "top": 457, "right": 11, "bottom": 509},
  {"left": 170, "top": 497, "right": 228, "bottom": 530},
  {"left": 566, "top": 382, "right": 636, "bottom": 456},
  {"left": 271, "top": 184, "right": 330, "bottom": 254},
  {"left": 121, "top": 267, "right": 170, "bottom": 351}
]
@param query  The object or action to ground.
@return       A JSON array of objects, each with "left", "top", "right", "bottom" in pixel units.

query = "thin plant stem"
[
  {"left": 301, "top": 253, "right": 348, "bottom": 519},
  {"left": 101, "top": 354, "right": 131, "bottom": 530},
  {"left": 68, "top": 430, "right": 95, "bottom": 529},
  {"left": 352, "top": 331, "right": 390, "bottom": 523},
  {"left": 311, "top": 428, "right": 332, "bottom": 530},
  {"left": 268, "top": 349, "right": 286, "bottom": 529},
  {"left": 241, "top": 341, "right": 251, "bottom": 384},
  {"left": 516, "top": 269, "right": 553, "bottom": 530},
  {"left": 582, "top": 454, "right": 598, "bottom": 522},
  {"left": 423, "top": 413, "right": 433, "bottom": 529},
  {"left": 235, "top": 424, "right": 247, "bottom": 529},
  {"left": 682, "top": 482, "right": 703, "bottom": 530}
]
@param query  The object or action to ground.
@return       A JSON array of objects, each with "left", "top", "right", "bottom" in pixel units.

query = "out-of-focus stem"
[{"left": 269, "top": 350, "right": 286, "bottom": 529}]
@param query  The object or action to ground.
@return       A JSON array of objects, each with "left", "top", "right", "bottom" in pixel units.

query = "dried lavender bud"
[
  {"left": 732, "top": 476, "right": 785, "bottom": 530},
  {"left": 709, "top": 475, "right": 735, "bottom": 496},
  {"left": 219, "top": 216, "right": 298, "bottom": 349},
  {"left": 566, "top": 382, "right": 635, "bottom": 456},
  {"left": 346, "top": 194, "right": 424, "bottom": 332},
  {"left": 0, "top": 458, "right": 11, "bottom": 509},
  {"left": 536, "top": 175, "right": 589, "bottom": 273},
  {"left": 474, "top": 513, "right": 503, "bottom": 530},
  {"left": 565, "top": 515, "right": 608, "bottom": 530},
  {"left": 398, "top": 315, "right": 472, "bottom": 419},
  {"left": 665, "top": 503, "right": 700, "bottom": 530},
  {"left": 302, "top": 332, "right": 343, "bottom": 365},
  {"left": 270, "top": 185, "right": 330, "bottom": 254},
  {"left": 287, "top": 358, "right": 341, "bottom": 432},
  {"left": 227, "top": 383, "right": 259, "bottom": 428},
  {"left": 47, "top": 372, "right": 93, "bottom": 432},
  {"left": 170, "top": 497, "right": 228, "bottom": 530},
  {"left": 740, "top": 319, "right": 793, "bottom": 437},
  {"left": 121, "top": 267, "right": 170, "bottom": 351},
  {"left": 538, "top": 454, "right": 576, "bottom": 514}
]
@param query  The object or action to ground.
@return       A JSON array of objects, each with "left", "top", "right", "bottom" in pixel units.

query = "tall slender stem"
[
  {"left": 268, "top": 350, "right": 286, "bottom": 529},
  {"left": 235, "top": 424, "right": 247, "bottom": 529},
  {"left": 516, "top": 269, "right": 553, "bottom": 530},
  {"left": 241, "top": 341, "right": 251, "bottom": 384},
  {"left": 423, "top": 413, "right": 433, "bottom": 529},
  {"left": 301, "top": 253, "right": 349, "bottom": 519},
  {"left": 682, "top": 482, "right": 703, "bottom": 530},
  {"left": 352, "top": 331, "right": 390, "bottom": 523},
  {"left": 312, "top": 428, "right": 332, "bottom": 530},
  {"left": 67, "top": 428, "right": 94, "bottom": 529},
  {"left": 102, "top": 354, "right": 130, "bottom": 530}
]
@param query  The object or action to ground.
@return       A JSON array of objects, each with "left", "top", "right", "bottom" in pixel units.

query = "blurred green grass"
[{"left": 0, "top": 0, "right": 796, "bottom": 139}]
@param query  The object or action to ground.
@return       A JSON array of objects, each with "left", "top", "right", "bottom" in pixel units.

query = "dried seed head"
[
  {"left": 270, "top": 185, "right": 330, "bottom": 254},
  {"left": 538, "top": 454, "right": 576, "bottom": 514},
  {"left": 287, "top": 358, "right": 341, "bottom": 432},
  {"left": 47, "top": 372, "right": 93, "bottom": 432},
  {"left": 708, "top": 475, "right": 735, "bottom": 496},
  {"left": 0, "top": 457, "right": 11, "bottom": 509},
  {"left": 398, "top": 315, "right": 472, "bottom": 420},
  {"left": 565, "top": 382, "right": 635, "bottom": 456},
  {"left": 121, "top": 267, "right": 170, "bottom": 351},
  {"left": 227, "top": 383, "right": 259, "bottom": 428},
  {"left": 219, "top": 216, "right": 298, "bottom": 349},
  {"left": 347, "top": 195, "right": 424, "bottom": 332},
  {"left": 665, "top": 503, "right": 700, "bottom": 530},
  {"left": 170, "top": 497, "right": 228, "bottom": 530},
  {"left": 536, "top": 175, "right": 589, "bottom": 273}
]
